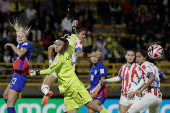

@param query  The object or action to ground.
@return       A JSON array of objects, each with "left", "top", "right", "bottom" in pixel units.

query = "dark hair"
[
  {"left": 58, "top": 34, "right": 69, "bottom": 55},
  {"left": 136, "top": 49, "right": 147, "bottom": 57},
  {"left": 76, "top": 26, "right": 86, "bottom": 34},
  {"left": 136, "top": 49, "right": 156, "bottom": 64},
  {"left": 125, "top": 49, "right": 136, "bottom": 55}
]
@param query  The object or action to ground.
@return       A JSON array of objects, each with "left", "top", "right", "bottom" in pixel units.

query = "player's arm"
[
  {"left": 159, "top": 71, "right": 168, "bottom": 82},
  {"left": 4, "top": 43, "right": 27, "bottom": 57},
  {"left": 48, "top": 44, "right": 55, "bottom": 63},
  {"left": 91, "top": 76, "right": 105, "bottom": 98},
  {"left": 69, "top": 34, "right": 76, "bottom": 49},
  {"left": 76, "top": 50, "right": 102, "bottom": 58},
  {"left": 100, "top": 76, "right": 121, "bottom": 83},
  {"left": 136, "top": 74, "right": 155, "bottom": 96},
  {"left": 128, "top": 79, "right": 144, "bottom": 99},
  {"left": 29, "top": 57, "right": 62, "bottom": 77},
  {"left": 68, "top": 20, "right": 78, "bottom": 53},
  {"left": 86, "top": 85, "right": 90, "bottom": 90}
]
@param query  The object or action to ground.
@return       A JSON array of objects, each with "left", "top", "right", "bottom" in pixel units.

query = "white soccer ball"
[{"left": 147, "top": 44, "right": 164, "bottom": 60}]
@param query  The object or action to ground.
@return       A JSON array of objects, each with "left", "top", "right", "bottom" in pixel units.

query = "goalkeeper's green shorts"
[{"left": 64, "top": 80, "right": 92, "bottom": 111}]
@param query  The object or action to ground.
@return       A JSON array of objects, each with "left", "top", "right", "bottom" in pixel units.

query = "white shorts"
[
  {"left": 51, "top": 71, "right": 58, "bottom": 78},
  {"left": 119, "top": 94, "right": 140, "bottom": 106},
  {"left": 128, "top": 93, "right": 162, "bottom": 113}
]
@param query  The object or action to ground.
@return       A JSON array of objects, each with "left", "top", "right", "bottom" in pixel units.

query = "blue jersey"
[
  {"left": 14, "top": 41, "right": 33, "bottom": 62},
  {"left": 89, "top": 62, "right": 108, "bottom": 97},
  {"left": 10, "top": 41, "right": 33, "bottom": 92}
]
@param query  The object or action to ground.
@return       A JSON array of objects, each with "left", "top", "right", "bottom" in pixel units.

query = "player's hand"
[
  {"left": 99, "top": 79, "right": 106, "bottom": 83},
  {"left": 72, "top": 20, "right": 79, "bottom": 27},
  {"left": 128, "top": 91, "right": 135, "bottom": 99},
  {"left": 90, "top": 94, "right": 95, "bottom": 99},
  {"left": 136, "top": 90, "right": 142, "bottom": 97},
  {"left": 72, "top": 20, "right": 79, "bottom": 34},
  {"left": 29, "top": 70, "right": 40, "bottom": 77},
  {"left": 4, "top": 43, "right": 13, "bottom": 49},
  {"left": 95, "top": 50, "right": 102, "bottom": 58}
]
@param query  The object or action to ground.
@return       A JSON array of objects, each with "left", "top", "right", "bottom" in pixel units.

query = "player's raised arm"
[{"left": 69, "top": 20, "right": 78, "bottom": 48}]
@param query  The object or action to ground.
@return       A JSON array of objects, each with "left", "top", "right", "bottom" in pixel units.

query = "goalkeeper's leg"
[{"left": 41, "top": 72, "right": 57, "bottom": 106}]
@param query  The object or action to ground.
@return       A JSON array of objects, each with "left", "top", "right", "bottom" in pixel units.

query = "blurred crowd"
[{"left": 0, "top": 0, "right": 170, "bottom": 68}]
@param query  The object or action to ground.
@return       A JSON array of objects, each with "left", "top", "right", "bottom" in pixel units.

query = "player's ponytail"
[
  {"left": 9, "top": 19, "right": 31, "bottom": 37},
  {"left": 58, "top": 34, "right": 69, "bottom": 55}
]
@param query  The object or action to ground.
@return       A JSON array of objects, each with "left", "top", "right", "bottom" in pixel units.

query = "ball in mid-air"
[{"left": 147, "top": 44, "right": 164, "bottom": 60}]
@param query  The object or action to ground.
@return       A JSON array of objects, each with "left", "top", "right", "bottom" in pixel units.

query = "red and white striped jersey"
[
  {"left": 140, "top": 61, "right": 162, "bottom": 98},
  {"left": 118, "top": 63, "right": 143, "bottom": 97},
  {"left": 67, "top": 36, "right": 83, "bottom": 64}
]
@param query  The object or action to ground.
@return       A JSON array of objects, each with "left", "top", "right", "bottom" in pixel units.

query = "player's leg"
[
  {"left": 119, "top": 104, "right": 129, "bottom": 113},
  {"left": 129, "top": 95, "right": 140, "bottom": 109},
  {"left": 149, "top": 97, "right": 162, "bottom": 113},
  {"left": 7, "top": 89, "right": 19, "bottom": 107},
  {"left": 85, "top": 101, "right": 109, "bottom": 113},
  {"left": 127, "top": 107, "right": 140, "bottom": 113},
  {"left": 87, "top": 99, "right": 103, "bottom": 113},
  {"left": 41, "top": 72, "right": 57, "bottom": 106},
  {"left": 3, "top": 84, "right": 10, "bottom": 103},
  {"left": 67, "top": 109, "right": 77, "bottom": 113},
  {"left": 7, "top": 89, "right": 19, "bottom": 113},
  {"left": 42, "top": 74, "right": 57, "bottom": 87},
  {"left": 119, "top": 95, "right": 130, "bottom": 113},
  {"left": 127, "top": 93, "right": 153, "bottom": 113}
]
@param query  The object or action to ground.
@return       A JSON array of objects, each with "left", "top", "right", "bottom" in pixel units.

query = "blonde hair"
[{"left": 9, "top": 19, "right": 31, "bottom": 36}]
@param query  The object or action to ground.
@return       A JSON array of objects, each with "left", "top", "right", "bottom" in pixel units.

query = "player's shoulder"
[
  {"left": 64, "top": 50, "right": 72, "bottom": 58},
  {"left": 141, "top": 61, "right": 149, "bottom": 66},
  {"left": 98, "top": 62, "right": 105, "bottom": 67},
  {"left": 121, "top": 64, "right": 127, "bottom": 68},
  {"left": 20, "top": 41, "right": 31, "bottom": 46},
  {"left": 76, "top": 37, "right": 82, "bottom": 44}
]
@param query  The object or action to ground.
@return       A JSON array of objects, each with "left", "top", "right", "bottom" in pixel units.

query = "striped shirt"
[
  {"left": 141, "top": 61, "right": 162, "bottom": 98},
  {"left": 118, "top": 63, "right": 142, "bottom": 97}
]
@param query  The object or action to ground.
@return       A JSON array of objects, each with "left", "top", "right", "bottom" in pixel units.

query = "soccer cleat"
[{"left": 41, "top": 91, "right": 53, "bottom": 106}]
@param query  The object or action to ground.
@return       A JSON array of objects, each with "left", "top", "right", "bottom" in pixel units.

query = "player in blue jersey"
[
  {"left": 3, "top": 20, "right": 33, "bottom": 113},
  {"left": 86, "top": 52, "right": 108, "bottom": 113}
]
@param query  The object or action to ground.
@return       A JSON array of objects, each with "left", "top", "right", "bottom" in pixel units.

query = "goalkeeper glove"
[
  {"left": 29, "top": 70, "right": 40, "bottom": 77},
  {"left": 72, "top": 20, "right": 79, "bottom": 34}
]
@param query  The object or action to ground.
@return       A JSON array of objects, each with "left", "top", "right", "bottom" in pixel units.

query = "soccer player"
[
  {"left": 127, "top": 49, "right": 166, "bottom": 113},
  {"left": 86, "top": 53, "right": 108, "bottom": 113},
  {"left": 41, "top": 26, "right": 101, "bottom": 107},
  {"left": 29, "top": 22, "right": 109, "bottom": 113},
  {"left": 3, "top": 20, "right": 33, "bottom": 113},
  {"left": 100, "top": 50, "right": 143, "bottom": 113}
]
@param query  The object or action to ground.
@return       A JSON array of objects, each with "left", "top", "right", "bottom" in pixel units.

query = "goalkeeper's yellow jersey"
[{"left": 40, "top": 34, "right": 79, "bottom": 93}]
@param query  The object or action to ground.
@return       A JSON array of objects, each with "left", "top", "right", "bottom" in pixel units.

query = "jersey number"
[
  {"left": 12, "top": 78, "right": 17, "bottom": 84},
  {"left": 77, "top": 92, "right": 82, "bottom": 98},
  {"left": 91, "top": 75, "right": 94, "bottom": 81}
]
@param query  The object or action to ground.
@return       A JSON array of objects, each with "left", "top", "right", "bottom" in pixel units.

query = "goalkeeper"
[{"left": 29, "top": 20, "right": 109, "bottom": 113}]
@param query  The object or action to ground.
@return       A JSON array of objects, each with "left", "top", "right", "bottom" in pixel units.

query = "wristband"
[
  {"left": 72, "top": 27, "right": 76, "bottom": 34},
  {"left": 36, "top": 70, "right": 40, "bottom": 75},
  {"left": 49, "top": 59, "right": 52, "bottom": 64}
]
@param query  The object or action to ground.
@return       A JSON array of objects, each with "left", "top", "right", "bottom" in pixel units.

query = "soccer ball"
[{"left": 147, "top": 44, "right": 164, "bottom": 60}]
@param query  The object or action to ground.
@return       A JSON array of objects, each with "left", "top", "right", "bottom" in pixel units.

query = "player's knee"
[
  {"left": 127, "top": 107, "right": 140, "bottom": 113},
  {"left": 119, "top": 107, "right": 128, "bottom": 113}
]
